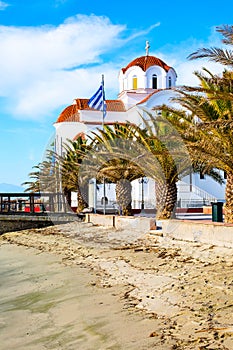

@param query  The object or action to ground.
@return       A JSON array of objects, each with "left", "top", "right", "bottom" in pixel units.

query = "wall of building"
[
  {"left": 119, "top": 64, "right": 176, "bottom": 92},
  {"left": 54, "top": 122, "right": 88, "bottom": 155}
]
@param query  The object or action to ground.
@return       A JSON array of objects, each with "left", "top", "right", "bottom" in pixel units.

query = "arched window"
[
  {"left": 168, "top": 77, "right": 172, "bottom": 88},
  {"left": 152, "top": 74, "right": 157, "bottom": 89},
  {"left": 132, "top": 75, "right": 137, "bottom": 89}
]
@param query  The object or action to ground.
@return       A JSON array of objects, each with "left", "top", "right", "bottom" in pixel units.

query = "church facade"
[{"left": 53, "top": 44, "right": 225, "bottom": 211}]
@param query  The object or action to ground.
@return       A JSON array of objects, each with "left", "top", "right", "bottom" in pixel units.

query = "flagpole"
[
  {"left": 88, "top": 76, "right": 106, "bottom": 215},
  {"left": 101, "top": 74, "right": 106, "bottom": 215},
  {"left": 101, "top": 74, "right": 105, "bottom": 130}
]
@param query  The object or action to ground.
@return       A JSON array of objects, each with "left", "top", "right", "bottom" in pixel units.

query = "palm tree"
[
  {"left": 160, "top": 68, "right": 233, "bottom": 222},
  {"left": 23, "top": 136, "right": 89, "bottom": 213},
  {"left": 122, "top": 114, "right": 193, "bottom": 219},
  {"left": 83, "top": 117, "right": 222, "bottom": 219},
  {"left": 22, "top": 165, "right": 41, "bottom": 192},
  {"left": 22, "top": 154, "right": 63, "bottom": 212},
  {"left": 161, "top": 24, "right": 233, "bottom": 223},
  {"left": 22, "top": 156, "right": 57, "bottom": 193},
  {"left": 58, "top": 136, "right": 89, "bottom": 213},
  {"left": 89, "top": 119, "right": 193, "bottom": 219},
  {"left": 81, "top": 123, "right": 145, "bottom": 216}
]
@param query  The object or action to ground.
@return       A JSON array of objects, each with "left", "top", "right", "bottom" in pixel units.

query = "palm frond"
[
  {"left": 188, "top": 47, "right": 233, "bottom": 67},
  {"left": 216, "top": 25, "right": 233, "bottom": 45}
]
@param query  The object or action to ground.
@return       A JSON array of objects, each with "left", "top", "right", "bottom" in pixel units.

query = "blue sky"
[{"left": 0, "top": 0, "right": 232, "bottom": 187}]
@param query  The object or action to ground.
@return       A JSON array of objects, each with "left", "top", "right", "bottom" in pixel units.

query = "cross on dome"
[{"left": 145, "top": 40, "right": 150, "bottom": 56}]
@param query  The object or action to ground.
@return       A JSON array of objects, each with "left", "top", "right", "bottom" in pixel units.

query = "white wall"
[
  {"left": 118, "top": 91, "right": 148, "bottom": 108},
  {"left": 119, "top": 64, "right": 177, "bottom": 93},
  {"left": 146, "top": 66, "right": 167, "bottom": 89},
  {"left": 122, "top": 66, "right": 146, "bottom": 90},
  {"left": 53, "top": 122, "right": 87, "bottom": 155},
  {"left": 141, "top": 89, "right": 179, "bottom": 109},
  {"left": 192, "top": 173, "right": 226, "bottom": 200}
]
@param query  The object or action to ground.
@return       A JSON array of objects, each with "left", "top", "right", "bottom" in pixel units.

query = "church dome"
[
  {"left": 121, "top": 55, "right": 171, "bottom": 74},
  {"left": 119, "top": 44, "right": 177, "bottom": 93}
]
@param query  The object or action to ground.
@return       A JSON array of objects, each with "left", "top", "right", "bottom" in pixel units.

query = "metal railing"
[
  {"left": 178, "top": 181, "right": 217, "bottom": 203},
  {"left": 0, "top": 192, "right": 71, "bottom": 214}
]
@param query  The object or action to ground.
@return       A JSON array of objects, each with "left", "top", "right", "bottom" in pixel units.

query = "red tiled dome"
[
  {"left": 56, "top": 104, "right": 80, "bottom": 123},
  {"left": 122, "top": 55, "right": 171, "bottom": 74}
]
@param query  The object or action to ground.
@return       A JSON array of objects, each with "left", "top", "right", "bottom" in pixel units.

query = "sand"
[{"left": 1, "top": 220, "right": 233, "bottom": 349}]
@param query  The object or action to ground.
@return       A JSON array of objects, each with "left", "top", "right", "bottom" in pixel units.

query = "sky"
[{"left": 0, "top": 0, "right": 232, "bottom": 187}]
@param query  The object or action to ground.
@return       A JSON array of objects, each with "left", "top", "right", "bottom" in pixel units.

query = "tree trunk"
[
  {"left": 116, "top": 179, "right": 132, "bottom": 216},
  {"left": 63, "top": 189, "right": 71, "bottom": 212},
  {"left": 76, "top": 184, "right": 88, "bottom": 213},
  {"left": 224, "top": 171, "right": 233, "bottom": 223},
  {"left": 155, "top": 180, "right": 177, "bottom": 220}
]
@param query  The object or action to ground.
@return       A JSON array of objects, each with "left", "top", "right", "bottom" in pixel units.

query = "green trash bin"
[{"left": 211, "top": 202, "right": 223, "bottom": 222}]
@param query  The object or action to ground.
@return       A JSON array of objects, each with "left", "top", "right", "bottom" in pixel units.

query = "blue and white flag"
[{"left": 88, "top": 80, "right": 107, "bottom": 119}]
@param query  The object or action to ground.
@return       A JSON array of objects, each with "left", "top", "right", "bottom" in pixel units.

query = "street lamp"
[{"left": 138, "top": 177, "right": 149, "bottom": 211}]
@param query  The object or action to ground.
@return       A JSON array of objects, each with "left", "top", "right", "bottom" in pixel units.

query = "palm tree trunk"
[
  {"left": 77, "top": 184, "right": 88, "bottom": 213},
  {"left": 116, "top": 179, "right": 132, "bottom": 216},
  {"left": 155, "top": 180, "right": 177, "bottom": 219},
  {"left": 224, "top": 171, "right": 233, "bottom": 223},
  {"left": 63, "top": 189, "right": 71, "bottom": 212}
]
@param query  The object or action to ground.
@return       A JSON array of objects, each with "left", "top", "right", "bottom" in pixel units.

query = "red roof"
[
  {"left": 56, "top": 99, "right": 126, "bottom": 123},
  {"left": 122, "top": 55, "right": 171, "bottom": 74},
  {"left": 56, "top": 104, "right": 80, "bottom": 123},
  {"left": 75, "top": 98, "right": 126, "bottom": 112}
]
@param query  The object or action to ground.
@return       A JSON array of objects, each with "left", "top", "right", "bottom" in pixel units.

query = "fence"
[{"left": 0, "top": 192, "right": 70, "bottom": 214}]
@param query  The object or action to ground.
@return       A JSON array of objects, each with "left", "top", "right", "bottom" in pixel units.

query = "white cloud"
[
  {"left": 125, "top": 22, "right": 160, "bottom": 42},
  {"left": 175, "top": 60, "right": 224, "bottom": 86},
  {"left": 0, "top": 1, "right": 9, "bottom": 10},
  {"left": 0, "top": 14, "right": 126, "bottom": 120}
]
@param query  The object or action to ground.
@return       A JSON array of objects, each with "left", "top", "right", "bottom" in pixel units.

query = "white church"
[{"left": 53, "top": 42, "right": 225, "bottom": 212}]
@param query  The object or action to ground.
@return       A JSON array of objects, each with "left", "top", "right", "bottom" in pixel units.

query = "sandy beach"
[{"left": 1, "top": 220, "right": 233, "bottom": 349}]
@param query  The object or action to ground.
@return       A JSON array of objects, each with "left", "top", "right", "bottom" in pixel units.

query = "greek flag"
[{"left": 88, "top": 81, "right": 107, "bottom": 118}]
